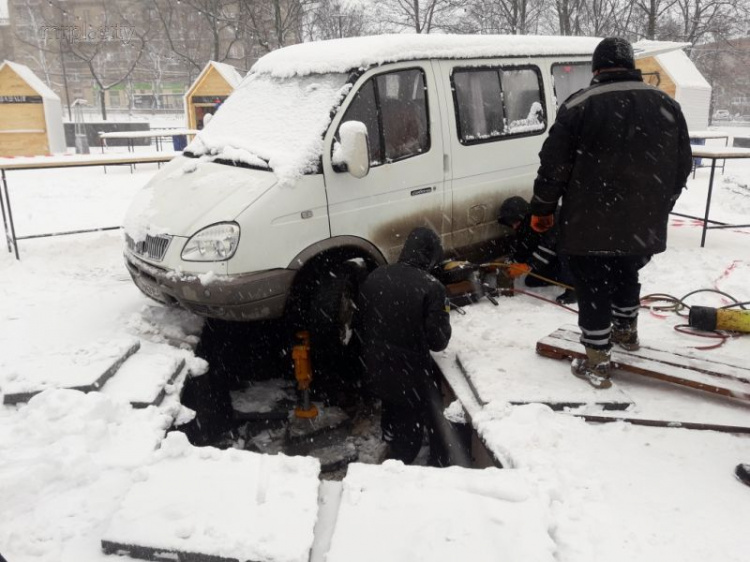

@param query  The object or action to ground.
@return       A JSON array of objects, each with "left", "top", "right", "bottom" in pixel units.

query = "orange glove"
[
  {"left": 507, "top": 263, "right": 531, "bottom": 279},
  {"left": 531, "top": 214, "right": 554, "bottom": 233}
]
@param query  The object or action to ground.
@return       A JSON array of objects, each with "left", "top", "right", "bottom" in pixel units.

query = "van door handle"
[{"left": 411, "top": 187, "right": 435, "bottom": 196}]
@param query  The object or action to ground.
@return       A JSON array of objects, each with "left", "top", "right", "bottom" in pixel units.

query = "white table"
[
  {"left": 679, "top": 146, "right": 750, "bottom": 247},
  {"left": 689, "top": 130, "right": 731, "bottom": 177}
]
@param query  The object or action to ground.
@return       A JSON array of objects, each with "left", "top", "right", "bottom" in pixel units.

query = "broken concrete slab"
[
  {"left": 231, "top": 379, "right": 296, "bottom": 422},
  {"left": 101, "top": 432, "right": 320, "bottom": 562},
  {"left": 285, "top": 406, "right": 351, "bottom": 455},
  {"left": 1, "top": 338, "right": 141, "bottom": 405},
  {"left": 309, "top": 442, "right": 358, "bottom": 473}
]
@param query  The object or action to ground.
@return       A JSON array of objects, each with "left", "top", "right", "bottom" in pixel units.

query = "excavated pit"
[{"left": 175, "top": 317, "right": 496, "bottom": 478}]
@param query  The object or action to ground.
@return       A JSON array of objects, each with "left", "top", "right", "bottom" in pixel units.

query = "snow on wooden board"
[
  {"left": 455, "top": 349, "right": 634, "bottom": 411},
  {"left": 101, "top": 432, "right": 321, "bottom": 562},
  {"left": 325, "top": 462, "right": 556, "bottom": 562},
  {"left": 100, "top": 352, "right": 185, "bottom": 408},
  {"left": 1, "top": 338, "right": 140, "bottom": 405},
  {"left": 538, "top": 326, "right": 750, "bottom": 402}
]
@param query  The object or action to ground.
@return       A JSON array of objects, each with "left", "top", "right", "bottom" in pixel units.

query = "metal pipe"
[
  {"left": 1, "top": 170, "right": 19, "bottom": 260},
  {"left": 425, "top": 361, "right": 473, "bottom": 468}
]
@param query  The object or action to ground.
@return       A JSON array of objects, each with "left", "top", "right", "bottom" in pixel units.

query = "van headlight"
[{"left": 181, "top": 222, "right": 240, "bottom": 261}]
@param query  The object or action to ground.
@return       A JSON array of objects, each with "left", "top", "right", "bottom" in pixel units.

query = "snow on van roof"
[{"left": 251, "top": 34, "right": 603, "bottom": 78}]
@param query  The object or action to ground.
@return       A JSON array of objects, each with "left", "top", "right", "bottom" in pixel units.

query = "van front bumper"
[{"left": 124, "top": 252, "right": 295, "bottom": 321}]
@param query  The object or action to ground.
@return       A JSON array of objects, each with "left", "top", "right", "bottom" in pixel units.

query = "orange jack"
[{"left": 292, "top": 331, "right": 318, "bottom": 419}]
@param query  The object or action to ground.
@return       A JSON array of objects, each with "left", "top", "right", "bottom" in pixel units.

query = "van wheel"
[{"left": 309, "top": 262, "right": 363, "bottom": 346}]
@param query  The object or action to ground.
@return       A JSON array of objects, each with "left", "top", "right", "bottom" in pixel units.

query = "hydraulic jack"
[{"left": 292, "top": 331, "right": 318, "bottom": 419}]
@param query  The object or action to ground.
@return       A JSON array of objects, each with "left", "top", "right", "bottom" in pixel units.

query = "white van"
[{"left": 123, "top": 35, "right": 667, "bottom": 335}]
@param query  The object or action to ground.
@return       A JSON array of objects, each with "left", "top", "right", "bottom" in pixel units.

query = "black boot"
[
  {"left": 612, "top": 318, "right": 639, "bottom": 351},
  {"left": 736, "top": 463, "right": 750, "bottom": 487}
]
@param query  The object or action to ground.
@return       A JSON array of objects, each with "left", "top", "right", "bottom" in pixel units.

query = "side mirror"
[{"left": 335, "top": 121, "right": 370, "bottom": 179}]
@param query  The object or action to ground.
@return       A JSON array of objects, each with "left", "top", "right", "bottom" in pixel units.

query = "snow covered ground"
[{"left": 1, "top": 137, "right": 749, "bottom": 561}]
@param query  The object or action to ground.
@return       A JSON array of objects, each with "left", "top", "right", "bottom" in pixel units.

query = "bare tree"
[
  {"left": 51, "top": 1, "right": 148, "bottom": 120},
  {"left": 378, "top": 0, "right": 464, "bottom": 33},
  {"left": 303, "top": 0, "right": 367, "bottom": 40},
  {"left": 453, "top": 0, "right": 543, "bottom": 34}
]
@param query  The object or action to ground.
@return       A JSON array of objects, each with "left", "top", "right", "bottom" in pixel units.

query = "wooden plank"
[
  {"left": 548, "top": 326, "right": 750, "bottom": 384},
  {"left": 2, "top": 340, "right": 141, "bottom": 405},
  {"left": 537, "top": 328, "right": 750, "bottom": 403}
]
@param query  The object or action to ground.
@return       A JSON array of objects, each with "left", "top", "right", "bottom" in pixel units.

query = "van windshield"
[{"left": 185, "top": 72, "right": 351, "bottom": 183}]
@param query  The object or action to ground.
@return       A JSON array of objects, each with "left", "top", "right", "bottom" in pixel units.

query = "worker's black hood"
[{"left": 398, "top": 227, "right": 443, "bottom": 271}]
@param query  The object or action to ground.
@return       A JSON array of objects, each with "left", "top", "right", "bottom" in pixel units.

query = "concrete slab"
[
  {"left": 101, "top": 353, "right": 184, "bottom": 408},
  {"left": 456, "top": 347, "right": 635, "bottom": 411},
  {"left": 101, "top": 432, "right": 321, "bottom": 562},
  {"left": 1, "top": 338, "right": 140, "bottom": 405},
  {"left": 325, "top": 462, "right": 556, "bottom": 562}
]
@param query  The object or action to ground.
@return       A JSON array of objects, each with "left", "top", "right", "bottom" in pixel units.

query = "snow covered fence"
[{"left": 0, "top": 152, "right": 175, "bottom": 259}]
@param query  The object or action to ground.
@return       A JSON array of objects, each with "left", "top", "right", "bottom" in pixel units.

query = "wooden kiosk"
[
  {"left": 636, "top": 49, "right": 712, "bottom": 130},
  {"left": 0, "top": 61, "right": 66, "bottom": 156},
  {"left": 184, "top": 61, "right": 243, "bottom": 130}
]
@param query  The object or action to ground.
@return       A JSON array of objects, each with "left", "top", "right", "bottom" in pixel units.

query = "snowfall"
[{"left": 1, "top": 135, "right": 750, "bottom": 562}]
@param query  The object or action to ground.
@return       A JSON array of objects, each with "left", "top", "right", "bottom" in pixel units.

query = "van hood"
[{"left": 124, "top": 156, "right": 277, "bottom": 241}]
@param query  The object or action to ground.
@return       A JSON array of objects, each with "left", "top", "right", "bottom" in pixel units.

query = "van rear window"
[
  {"left": 551, "top": 63, "right": 591, "bottom": 107},
  {"left": 452, "top": 66, "right": 546, "bottom": 145}
]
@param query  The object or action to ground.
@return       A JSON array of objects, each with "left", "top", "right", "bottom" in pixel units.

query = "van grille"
[{"left": 126, "top": 234, "right": 172, "bottom": 262}]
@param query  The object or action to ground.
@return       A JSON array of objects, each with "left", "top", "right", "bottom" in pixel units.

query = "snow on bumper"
[{"left": 124, "top": 251, "right": 295, "bottom": 321}]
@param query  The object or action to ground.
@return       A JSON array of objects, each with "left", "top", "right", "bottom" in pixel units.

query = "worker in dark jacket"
[
  {"left": 498, "top": 196, "right": 576, "bottom": 304},
  {"left": 530, "top": 37, "right": 693, "bottom": 388},
  {"left": 358, "top": 227, "right": 452, "bottom": 464}
]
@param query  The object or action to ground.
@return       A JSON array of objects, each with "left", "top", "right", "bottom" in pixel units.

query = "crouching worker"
[
  {"left": 358, "top": 227, "right": 452, "bottom": 464},
  {"left": 498, "top": 196, "right": 576, "bottom": 304}
]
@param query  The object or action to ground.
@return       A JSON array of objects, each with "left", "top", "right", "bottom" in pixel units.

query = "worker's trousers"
[
  {"left": 381, "top": 400, "right": 426, "bottom": 464},
  {"left": 568, "top": 255, "right": 651, "bottom": 350}
]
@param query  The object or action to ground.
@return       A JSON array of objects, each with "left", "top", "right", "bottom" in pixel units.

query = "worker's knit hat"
[
  {"left": 498, "top": 196, "right": 530, "bottom": 226},
  {"left": 592, "top": 37, "right": 635, "bottom": 72}
]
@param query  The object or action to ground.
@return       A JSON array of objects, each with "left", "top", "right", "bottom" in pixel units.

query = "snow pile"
[
  {"left": 0, "top": 389, "right": 171, "bottom": 559},
  {"left": 0, "top": 337, "right": 139, "bottom": 398},
  {"left": 474, "top": 403, "right": 750, "bottom": 562},
  {"left": 102, "top": 432, "right": 321, "bottom": 562},
  {"left": 186, "top": 73, "right": 352, "bottom": 185},
  {"left": 326, "top": 461, "right": 557, "bottom": 562}
]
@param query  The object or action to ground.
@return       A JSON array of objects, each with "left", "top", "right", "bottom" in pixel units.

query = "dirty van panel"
[
  {"left": 438, "top": 59, "right": 546, "bottom": 258},
  {"left": 371, "top": 209, "right": 446, "bottom": 263},
  {"left": 323, "top": 62, "right": 448, "bottom": 263}
]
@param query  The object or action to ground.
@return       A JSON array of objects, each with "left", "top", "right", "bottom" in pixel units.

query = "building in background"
[
  {"left": 0, "top": 60, "right": 65, "bottom": 156},
  {"left": 638, "top": 49, "right": 712, "bottom": 130},
  {"left": 185, "top": 61, "right": 243, "bottom": 130}
]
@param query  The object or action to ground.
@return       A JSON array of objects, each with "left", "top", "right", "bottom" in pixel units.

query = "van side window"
[
  {"left": 551, "top": 63, "right": 590, "bottom": 107},
  {"left": 452, "top": 66, "right": 546, "bottom": 144},
  {"left": 336, "top": 68, "right": 430, "bottom": 167},
  {"left": 338, "top": 80, "right": 383, "bottom": 165},
  {"left": 376, "top": 70, "right": 430, "bottom": 162}
]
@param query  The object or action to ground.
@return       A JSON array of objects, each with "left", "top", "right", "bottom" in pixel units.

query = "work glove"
[
  {"left": 531, "top": 214, "right": 554, "bottom": 233},
  {"left": 506, "top": 263, "right": 531, "bottom": 279}
]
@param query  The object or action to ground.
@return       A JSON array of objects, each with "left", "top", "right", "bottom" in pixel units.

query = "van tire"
[{"left": 309, "top": 262, "right": 363, "bottom": 346}]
